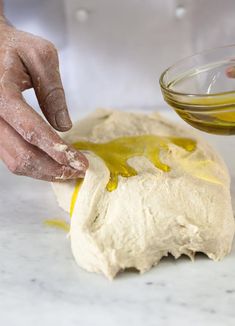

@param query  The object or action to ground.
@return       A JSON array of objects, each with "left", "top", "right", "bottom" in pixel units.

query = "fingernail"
[
  {"left": 43, "top": 89, "right": 72, "bottom": 131},
  {"left": 55, "top": 109, "right": 72, "bottom": 130}
]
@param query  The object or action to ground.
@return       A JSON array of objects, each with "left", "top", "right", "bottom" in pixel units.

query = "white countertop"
[{"left": 0, "top": 111, "right": 235, "bottom": 326}]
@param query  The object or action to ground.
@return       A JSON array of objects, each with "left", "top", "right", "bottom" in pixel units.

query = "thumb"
[{"left": 18, "top": 36, "right": 72, "bottom": 131}]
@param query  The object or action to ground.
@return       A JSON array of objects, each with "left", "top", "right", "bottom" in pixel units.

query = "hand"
[
  {"left": 226, "top": 66, "right": 235, "bottom": 78},
  {"left": 0, "top": 19, "right": 88, "bottom": 181}
]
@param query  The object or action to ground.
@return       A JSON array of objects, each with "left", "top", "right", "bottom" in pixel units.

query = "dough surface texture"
[{"left": 52, "top": 109, "right": 235, "bottom": 279}]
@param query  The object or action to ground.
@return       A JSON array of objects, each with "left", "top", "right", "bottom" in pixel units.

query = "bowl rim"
[{"left": 159, "top": 43, "right": 235, "bottom": 98}]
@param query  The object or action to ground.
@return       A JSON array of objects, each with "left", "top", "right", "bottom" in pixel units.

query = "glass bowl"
[{"left": 159, "top": 45, "right": 235, "bottom": 135}]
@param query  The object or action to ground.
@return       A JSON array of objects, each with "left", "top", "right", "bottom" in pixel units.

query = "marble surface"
[{"left": 0, "top": 111, "right": 235, "bottom": 326}]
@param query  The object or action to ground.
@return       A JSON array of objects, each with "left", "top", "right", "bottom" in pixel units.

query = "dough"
[{"left": 52, "top": 109, "right": 235, "bottom": 279}]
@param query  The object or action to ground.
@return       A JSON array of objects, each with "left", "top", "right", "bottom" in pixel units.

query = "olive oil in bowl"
[
  {"left": 160, "top": 45, "right": 235, "bottom": 135},
  {"left": 163, "top": 91, "right": 235, "bottom": 135}
]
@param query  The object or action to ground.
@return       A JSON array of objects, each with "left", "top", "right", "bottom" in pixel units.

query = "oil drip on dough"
[{"left": 52, "top": 109, "right": 235, "bottom": 279}]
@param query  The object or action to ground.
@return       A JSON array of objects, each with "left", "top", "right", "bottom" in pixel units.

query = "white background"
[{"left": 4, "top": 0, "right": 235, "bottom": 118}]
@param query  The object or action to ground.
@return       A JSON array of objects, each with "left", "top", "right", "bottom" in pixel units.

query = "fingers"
[
  {"left": 226, "top": 66, "right": 235, "bottom": 78},
  {"left": 17, "top": 34, "right": 72, "bottom": 131},
  {"left": 0, "top": 28, "right": 88, "bottom": 181},
  {"left": 0, "top": 93, "right": 88, "bottom": 175},
  {"left": 0, "top": 117, "right": 84, "bottom": 181},
  {"left": 0, "top": 50, "right": 32, "bottom": 92}
]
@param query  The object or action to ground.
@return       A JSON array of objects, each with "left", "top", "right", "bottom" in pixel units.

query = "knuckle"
[
  {"left": 38, "top": 39, "right": 58, "bottom": 60},
  {"left": 26, "top": 38, "right": 58, "bottom": 62},
  {"left": 19, "top": 125, "right": 40, "bottom": 146},
  {"left": 24, "top": 129, "right": 37, "bottom": 144}
]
